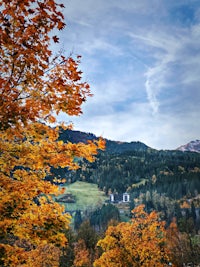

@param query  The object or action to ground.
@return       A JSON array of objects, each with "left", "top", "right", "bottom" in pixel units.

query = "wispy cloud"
[{"left": 128, "top": 18, "right": 200, "bottom": 114}]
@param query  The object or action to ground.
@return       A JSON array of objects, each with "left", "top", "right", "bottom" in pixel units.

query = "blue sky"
[{"left": 56, "top": 0, "right": 200, "bottom": 150}]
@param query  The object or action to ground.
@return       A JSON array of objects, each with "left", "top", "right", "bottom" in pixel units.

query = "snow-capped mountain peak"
[{"left": 177, "top": 140, "right": 200, "bottom": 153}]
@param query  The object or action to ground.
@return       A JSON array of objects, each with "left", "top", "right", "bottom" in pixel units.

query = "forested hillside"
[
  {"left": 57, "top": 129, "right": 200, "bottom": 200},
  {"left": 52, "top": 129, "right": 200, "bottom": 229},
  {"left": 78, "top": 149, "right": 200, "bottom": 198}
]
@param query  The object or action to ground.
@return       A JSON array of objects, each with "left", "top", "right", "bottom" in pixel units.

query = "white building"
[{"left": 110, "top": 192, "right": 130, "bottom": 203}]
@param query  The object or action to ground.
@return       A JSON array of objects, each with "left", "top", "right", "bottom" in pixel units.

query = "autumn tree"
[
  {"left": 71, "top": 220, "right": 99, "bottom": 267},
  {"left": 73, "top": 239, "right": 91, "bottom": 267},
  {"left": 94, "top": 205, "right": 169, "bottom": 267},
  {"left": 0, "top": 0, "right": 104, "bottom": 266},
  {"left": 166, "top": 218, "right": 200, "bottom": 266}
]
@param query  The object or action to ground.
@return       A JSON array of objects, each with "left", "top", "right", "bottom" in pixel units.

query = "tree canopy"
[
  {"left": 0, "top": 0, "right": 104, "bottom": 266},
  {"left": 94, "top": 205, "right": 169, "bottom": 267}
]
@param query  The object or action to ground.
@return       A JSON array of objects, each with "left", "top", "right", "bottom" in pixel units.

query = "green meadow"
[{"left": 56, "top": 181, "right": 108, "bottom": 212}]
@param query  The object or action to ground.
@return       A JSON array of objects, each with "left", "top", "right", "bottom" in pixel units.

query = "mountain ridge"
[
  {"left": 59, "top": 129, "right": 152, "bottom": 154},
  {"left": 59, "top": 129, "right": 199, "bottom": 153}
]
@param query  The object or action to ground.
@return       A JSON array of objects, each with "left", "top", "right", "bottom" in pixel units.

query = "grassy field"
[{"left": 56, "top": 181, "right": 109, "bottom": 212}]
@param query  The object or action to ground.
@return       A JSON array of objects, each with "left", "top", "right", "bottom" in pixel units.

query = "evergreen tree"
[{"left": 74, "top": 210, "right": 83, "bottom": 231}]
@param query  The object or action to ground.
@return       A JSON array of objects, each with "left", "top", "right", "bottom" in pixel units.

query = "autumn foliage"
[
  {"left": 166, "top": 218, "right": 200, "bottom": 267},
  {"left": 0, "top": 0, "right": 104, "bottom": 266},
  {"left": 94, "top": 205, "right": 169, "bottom": 267},
  {"left": 73, "top": 239, "right": 91, "bottom": 267}
]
